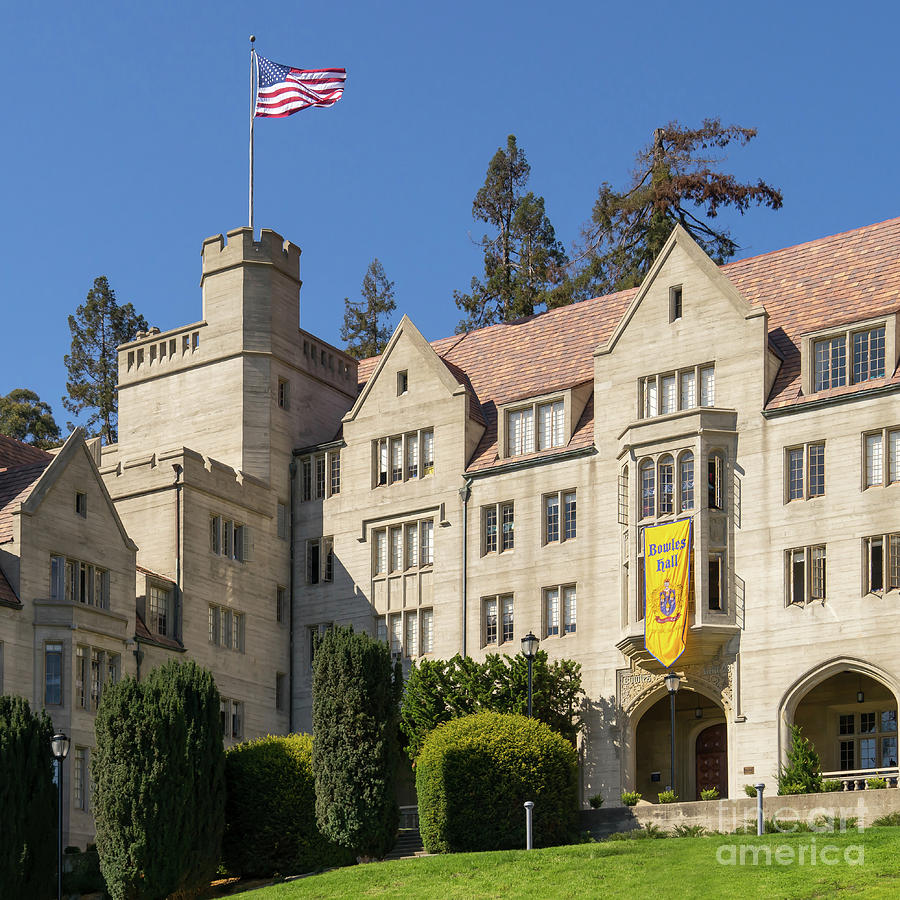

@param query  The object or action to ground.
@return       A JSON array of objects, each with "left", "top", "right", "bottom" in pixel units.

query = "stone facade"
[{"left": 3, "top": 217, "right": 900, "bottom": 847}]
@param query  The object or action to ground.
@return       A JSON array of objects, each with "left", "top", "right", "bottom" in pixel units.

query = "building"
[{"left": 2, "top": 216, "right": 899, "bottom": 846}]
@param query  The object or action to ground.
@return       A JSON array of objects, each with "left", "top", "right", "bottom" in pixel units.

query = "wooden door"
[{"left": 696, "top": 723, "right": 728, "bottom": 799}]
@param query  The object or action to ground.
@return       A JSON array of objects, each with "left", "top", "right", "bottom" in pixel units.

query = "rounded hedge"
[
  {"left": 223, "top": 734, "right": 354, "bottom": 877},
  {"left": 416, "top": 711, "right": 578, "bottom": 853}
]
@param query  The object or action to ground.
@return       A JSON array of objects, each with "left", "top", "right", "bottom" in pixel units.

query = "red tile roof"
[
  {"left": 357, "top": 217, "right": 900, "bottom": 468},
  {"left": 0, "top": 566, "right": 20, "bottom": 607},
  {"left": 0, "top": 434, "right": 52, "bottom": 470},
  {"left": 0, "top": 459, "right": 52, "bottom": 543}
]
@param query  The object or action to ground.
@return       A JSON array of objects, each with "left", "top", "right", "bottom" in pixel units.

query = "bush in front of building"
[
  {"left": 313, "top": 626, "right": 403, "bottom": 860},
  {"left": 743, "top": 783, "right": 758, "bottom": 797},
  {"left": 778, "top": 724, "right": 822, "bottom": 795},
  {"left": 657, "top": 790, "right": 677, "bottom": 803},
  {"left": 416, "top": 711, "right": 578, "bottom": 853},
  {"left": 621, "top": 791, "right": 642, "bottom": 806},
  {"left": 223, "top": 734, "right": 354, "bottom": 876},
  {"left": 92, "top": 660, "right": 225, "bottom": 900},
  {"left": 700, "top": 787, "right": 719, "bottom": 801},
  {"left": 866, "top": 777, "right": 888, "bottom": 789},
  {"left": 400, "top": 652, "right": 584, "bottom": 761},
  {"left": 0, "top": 695, "right": 57, "bottom": 898},
  {"left": 821, "top": 779, "right": 844, "bottom": 792}
]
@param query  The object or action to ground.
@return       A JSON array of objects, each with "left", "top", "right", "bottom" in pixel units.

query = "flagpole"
[{"left": 249, "top": 34, "right": 256, "bottom": 230}]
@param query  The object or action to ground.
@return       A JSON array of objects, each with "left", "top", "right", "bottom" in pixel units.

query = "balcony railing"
[{"left": 821, "top": 767, "right": 899, "bottom": 790}]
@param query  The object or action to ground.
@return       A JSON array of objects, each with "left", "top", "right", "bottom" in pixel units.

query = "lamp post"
[
  {"left": 664, "top": 673, "right": 680, "bottom": 795},
  {"left": 521, "top": 632, "right": 539, "bottom": 718},
  {"left": 51, "top": 732, "right": 70, "bottom": 900}
]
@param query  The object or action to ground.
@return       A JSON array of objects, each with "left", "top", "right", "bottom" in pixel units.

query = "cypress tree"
[
  {"left": 312, "top": 625, "right": 402, "bottom": 860},
  {"left": 778, "top": 724, "right": 823, "bottom": 795},
  {"left": 92, "top": 660, "right": 225, "bottom": 899},
  {"left": 0, "top": 696, "right": 56, "bottom": 898}
]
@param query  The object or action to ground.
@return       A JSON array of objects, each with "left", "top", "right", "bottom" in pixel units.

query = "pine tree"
[
  {"left": 340, "top": 259, "right": 396, "bottom": 359},
  {"left": 63, "top": 276, "right": 147, "bottom": 443},
  {"left": 778, "top": 724, "right": 823, "bottom": 795},
  {"left": 91, "top": 660, "right": 225, "bottom": 899},
  {"left": 570, "top": 119, "right": 783, "bottom": 298},
  {"left": 312, "top": 626, "right": 402, "bottom": 860},
  {"left": 454, "top": 135, "right": 568, "bottom": 331},
  {"left": 0, "top": 696, "right": 57, "bottom": 898},
  {"left": 0, "top": 388, "right": 61, "bottom": 448}
]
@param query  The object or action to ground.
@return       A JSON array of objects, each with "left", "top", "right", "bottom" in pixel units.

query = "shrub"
[
  {"left": 416, "top": 711, "right": 577, "bottom": 853},
  {"left": 224, "top": 734, "right": 354, "bottom": 877},
  {"left": 0, "top": 696, "right": 56, "bottom": 898},
  {"left": 313, "top": 626, "right": 403, "bottom": 860},
  {"left": 700, "top": 787, "right": 719, "bottom": 801},
  {"left": 657, "top": 790, "right": 678, "bottom": 804},
  {"left": 873, "top": 812, "right": 900, "bottom": 827},
  {"left": 867, "top": 777, "right": 888, "bottom": 790},
  {"left": 607, "top": 823, "right": 666, "bottom": 840},
  {"left": 92, "top": 660, "right": 225, "bottom": 900},
  {"left": 621, "top": 791, "right": 642, "bottom": 807},
  {"left": 588, "top": 794, "right": 604, "bottom": 809},
  {"left": 743, "top": 784, "right": 757, "bottom": 797},
  {"left": 672, "top": 824, "right": 707, "bottom": 837},
  {"left": 778, "top": 724, "right": 822, "bottom": 795},
  {"left": 821, "top": 778, "right": 843, "bottom": 793},
  {"left": 400, "top": 652, "right": 584, "bottom": 760}
]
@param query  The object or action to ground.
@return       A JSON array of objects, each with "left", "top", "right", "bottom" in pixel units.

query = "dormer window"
[
  {"left": 75, "top": 492, "right": 87, "bottom": 518},
  {"left": 397, "top": 370, "right": 409, "bottom": 395},
  {"left": 670, "top": 286, "right": 683, "bottom": 322},
  {"left": 506, "top": 399, "right": 564, "bottom": 457},
  {"left": 812, "top": 323, "right": 887, "bottom": 392},
  {"left": 640, "top": 365, "right": 714, "bottom": 419}
]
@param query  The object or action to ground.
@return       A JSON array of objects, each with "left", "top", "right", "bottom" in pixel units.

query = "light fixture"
[
  {"left": 695, "top": 704, "right": 703, "bottom": 719},
  {"left": 857, "top": 674, "right": 865, "bottom": 704},
  {"left": 664, "top": 672, "right": 681, "bottom": 694},
  {"left": 50, "top": 732, "right": 70, "bottom": 762},
  {"left": 520, "top": 632, "right": 539, "bottom": 660}
]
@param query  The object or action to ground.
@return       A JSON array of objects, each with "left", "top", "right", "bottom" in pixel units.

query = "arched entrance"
[
  {"left": 633, "top": 689, "right": 728, "bottom": 801},
  {"left": 787, "top": 667, "right": 899, "bottom": 782}
]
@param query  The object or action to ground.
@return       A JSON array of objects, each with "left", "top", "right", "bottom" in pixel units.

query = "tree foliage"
[
  {"left": 0, "top": 696, "right": 57, "bottom": 898},
  {"left": 778, "top": 723, "right": 823, "bottom": 795},
  {"left": 400, "top": 651, "right": 584, "bottom": 761},
  {"left": 571, "top": 119, "right": 783, "bottom": 298},
  {"left": 455, "top": 135, "right": 568, "bottom": 331},
  {"left": 223, "top": 734, "right": 354, "bottom": 877},
  {"left": 340, "top": 259, "right": 397, "bottom": 359},
  {"left": 91, "top": 660, "right": 225, "bottom": 900},
  {"left": 416, "top": 711, "right": 578, "bottom": 853},
  {"left": 64, "top": 275, "right": 147, "bottom": 443},
  {"left": 0, "top": 388, "right": 61, "bottom": 448},
  {"left": 312, "top": 625, "right": 402, "bottom": 860}
]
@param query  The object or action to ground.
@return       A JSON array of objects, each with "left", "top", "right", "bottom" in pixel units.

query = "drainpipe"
[
  {"left": 289, "top": 459, "right": 296, "bottom": 733},
  {"left": 172, "top": 464, "right": 183, "bottom": 642},
  {"left": 459, "top": 478, "right": 473, "bottom": 658}
]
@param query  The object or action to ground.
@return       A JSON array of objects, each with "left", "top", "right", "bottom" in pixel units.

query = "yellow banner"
[{"left": 643, "top": 518, "right": 692, "bottom": 667}]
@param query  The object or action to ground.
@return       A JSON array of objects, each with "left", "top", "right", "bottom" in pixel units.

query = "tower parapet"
[{"left": 201, "top": 227, "right": 301, "bottom": 286}]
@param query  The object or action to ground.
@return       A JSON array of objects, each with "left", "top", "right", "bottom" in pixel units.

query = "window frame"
[
  {"left": 372, "top": 518, "right": 434, "bottom": 580},
  {"left": 785, "top": 544, "right": 827, "bottom": 606},
  {"left": 372, "top": 429, "right": 434, "bottom": 487},
  {"left": 544, "top": 583, "right": 576, "bottom": 638},
  {"left": 862, "top": 427, "right": 900, "bottom": 489},
  {"left": 503, "top": 395, "right": 567, "bottom": 459},
  {"left": 863, "top": 533, "right": 900, "bottom": 594},
  {"left": 482, "top": 593, "right": 514, "bottom": 647},
  {"left": 639, "top": 364, "right": 715, "bottom": 420},
  {"left": 784, "top": 441, "right": 826, "bottom": 502},
  {"left": 543, "top": 489, "right": 576, "bottom": 545},
  {"left": 481, "top": 501, "right": 515, "bottom": 555}
]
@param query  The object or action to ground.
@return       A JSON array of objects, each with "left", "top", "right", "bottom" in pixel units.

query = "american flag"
[{"left": 255, "top": 54, "right": 346, "bottom": 118}]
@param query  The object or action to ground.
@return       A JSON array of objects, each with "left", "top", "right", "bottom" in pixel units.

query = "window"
[
  {"left": 864, "top": 428, "right": 900, "bottom": 488},
  {"left": 786, "top": 545, "right": 826, "bottom": 605},
  {"left": 330, "top": 453, "right": 341, "bottom": 495},
  {"left": 640, "top": 459, "right": 655, "bottom": 519},
  {"left": 308, "top": 623, "right": 332, "bottom": 668},
  {"left": 231, "top": 701, "right": 243, "bottom": 739},
  {"left": 49, "top": 556, "right": 109, "bottom": 608},
  {"left": 707, "top": 453, "right": 724, "bottom": 510},
  {"left": 618, "top": 466, "right": 629, "bottom": 525},
  {"left": 76, "top": 646, "right": 87, "bottom": 709},
  {"left": 482, "top": 502, "right": 514, "bottom": 554},
  {"left": 405, "top": 611, "right": 418, "bottom": 657},
  {"left": 375, "top": 616, "right": 387, "bottom": 644},
  {"left": 815, "top": 325, "right": 887, "bottom": 391},
  {"left": 90, "top": 648, "right": 103, "bottom": 711},
  {"left": 544, "top": 490, "right": 576, "bottom": 544},
  {"left": 306, "top": 539, "right": 321, "bottom": 584},
  {"left": 316, "top": 456, "right": 326, "bottom": 499},
  {"left": 45, "top": 642, "right": 62, "bottom": 705},
  {"left": 209, "top": 605, "right": 220, "bottom": 644},
  {"left": 507, "top": 399, "right": 565, "bottom": 457},
  {"left": 482, "top": 594, "right": 513, "bottom": 646},
  {"left": 276, "top": 585, "right": 286, "bottom": 624},
  {"left": 148, "top": 584, "right": 171, "bottom": 636},
  {"left": 397, "top": 370, "right": 408, "bottom": 395},
  {"left": 301, "top": 458, "right": 312, "bottom": 500},
  {"left": 211, "top": 516, "right": 246, "bottom": 561},
  {"left": 708, "top": 554, "right": 723, "bottom": 611},
  {"left": 276, "top": 673, "right": 287, "bottom": 711},
  {"left": 837, "top": 711, "right": 898, "bottom": 772},
  {"left": 864, "top": 533, "right": 900, "bottom": 593},
  {"left": 421, "top": 609, "right": 434, "bottom": 654},
  {"left": 658, "top": 456, "right": 674, "bottom": 515},
  {"left": 277, "top": 502, "right": 289, "bottom": 540},
  {"left": 373, "top": 518, "right": 433, "bottom": 575},
  {"left": 390, "top": 614, "right": 402, "bottom": 656},
  {"left": 670, "top": 285, "right": 683, "bottom": 321},
  {"left": 73, "top": 747, "right": 86, "bottom": 810},
  {"left": 277, "top": 378, "right": 290, "bottom": 409},
  {"left": 563, "top": 585, "right": 577, "bottom": 633},
  {"left": 373, "top": 429, "right": 434, "bottom": 486},
  {"left": 544, "top": 584, "right": 576, "bottom": 637},
  {"left": 641, "top": 365, "right": 715, "bottom": 418},
  {"left": 501, "top": 595, "right": 514, "bottom": 643},
  {"left": 679, "top": 452, "right": 694, "bottom": 511},
  {"left": 75, "top": 492, "right": 87, "bottom": 518},
  {"left": 786, "top": 442, "right": 826, "bottom": 501},
  {"left": 484, "top": 597, "right": 498, "bottom": 645}
]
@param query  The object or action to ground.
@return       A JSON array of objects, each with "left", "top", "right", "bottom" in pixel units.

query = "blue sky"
[{"left": 2, "top": 1, "right": 899, "bottom": 429}]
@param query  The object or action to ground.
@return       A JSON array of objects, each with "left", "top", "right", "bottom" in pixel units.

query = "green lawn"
[{"left": 229, "top": 827, "right": 900, "bottom": 899}]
